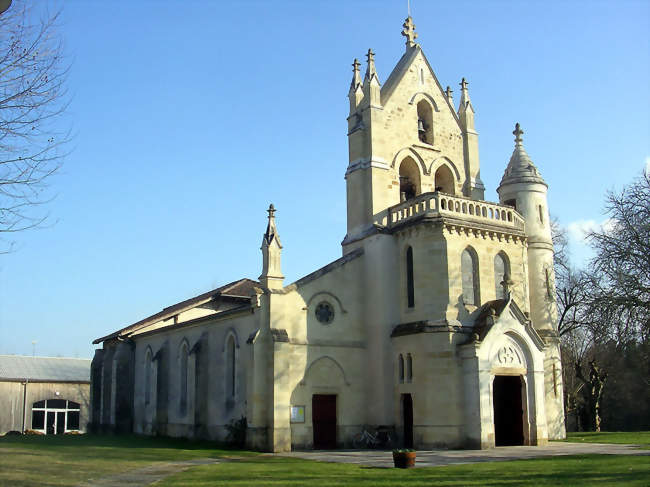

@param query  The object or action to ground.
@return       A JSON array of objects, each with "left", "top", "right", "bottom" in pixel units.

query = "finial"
[
  {"left": 513, "top": 123, "right": 524, "bottom": 144},
  {"left": 350, "top": 58, "right": 362, "bottom": 90},
  {"left": 263, "top": 203, "right": 280, "bottom": 246},
  {"left": 445, "top": 85, "right": 453, "bottom": 100},
  {"left": 365, "top": 48, "right": 377, "bottom": 81},
  {"left": 460, "top": 78, "right": 469, "bottom": 91},
  {"left": 401, "top": 16, "right": 418, "bottom": 48},
  {"left": 366, "top": 48, "right": 375, "bottom": 65}
]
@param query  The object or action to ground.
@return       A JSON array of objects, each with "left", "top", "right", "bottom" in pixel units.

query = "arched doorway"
[
  {"left": 402, "top": 393, "right": 413, "bottom": 448},
  {"left": 492, "top": 375, "right": 524, "bottom": 446}
]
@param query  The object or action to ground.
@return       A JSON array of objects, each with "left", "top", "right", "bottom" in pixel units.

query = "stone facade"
[{"left": 91, "top": 17, "right": 566, "bottom": 452}]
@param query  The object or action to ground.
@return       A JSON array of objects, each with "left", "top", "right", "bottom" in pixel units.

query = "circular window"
[{"left": 315, "top": 302, "right": 335, "bottom": 324}]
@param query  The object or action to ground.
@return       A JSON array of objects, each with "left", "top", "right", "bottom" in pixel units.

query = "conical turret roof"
[{"left": 499, "top": 123, "right": 547, "bottom": 188}]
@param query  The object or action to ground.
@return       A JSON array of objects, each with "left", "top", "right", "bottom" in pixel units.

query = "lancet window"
[
  {"left": 494, "top": 252, "right": 510, "bottom": 300},
  {"left": 406, "top": 246, "right": 415, "bottom": 308},
  {"left": 179, "top": 341, "right": 189, "bottom": 415},
  {"left": 461, "top": 247, "right": 480, "bottom": 306},
  {"left": 226, "top": 335, "right": 236, "bottom": 398}
]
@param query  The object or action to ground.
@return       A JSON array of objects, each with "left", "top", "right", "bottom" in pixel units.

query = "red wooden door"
[{"left": 312, "top": 394, "right": 337, "bottom": 449}]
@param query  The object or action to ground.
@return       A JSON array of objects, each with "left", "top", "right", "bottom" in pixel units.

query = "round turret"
[
  {"left": 497, "top": 123, "right": 551, "bottom": 247},
  {"left": 497, "top": 123, "right": 555, "bottom": 333}
]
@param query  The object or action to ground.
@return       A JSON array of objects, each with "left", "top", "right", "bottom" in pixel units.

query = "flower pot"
[{"left": 392, "top": 451, "right": 416, "bottom": 468}]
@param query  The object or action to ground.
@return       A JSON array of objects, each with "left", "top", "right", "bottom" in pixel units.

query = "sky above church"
[{"left": 1, "top": 0, "right": 648, "bottom": 358}]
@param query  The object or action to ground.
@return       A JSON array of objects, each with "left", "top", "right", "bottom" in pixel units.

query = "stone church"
[{"left": 91, "top": 16, "right": 566, "bottom": 452}]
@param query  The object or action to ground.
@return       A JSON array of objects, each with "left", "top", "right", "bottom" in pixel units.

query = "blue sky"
[{"left": 1, "top": 0, "right": 648, "bottom": 358}]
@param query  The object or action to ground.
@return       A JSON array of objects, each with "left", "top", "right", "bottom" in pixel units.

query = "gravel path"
[
  {"left": 76, "top": 458, "right": 220, "bottom": 487},
  {"left": 277, "top": 442, "right": 650, "bottom": 468}
]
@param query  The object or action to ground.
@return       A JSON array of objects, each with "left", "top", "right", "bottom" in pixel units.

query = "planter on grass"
[{"left": 392, "top": 449, "right": 416, "bottom": 468}]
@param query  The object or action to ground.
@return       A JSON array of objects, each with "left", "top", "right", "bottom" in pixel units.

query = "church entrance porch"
[
  {"left": 312, "top": 394, "right": 337, "bottom": 449},
  {"left": 493, "top": 375, "right": 524, "bottom": 446}
]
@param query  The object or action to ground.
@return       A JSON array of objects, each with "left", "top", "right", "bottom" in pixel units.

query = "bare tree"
[
  {"left": 554, "top": 173, "right": 650, "bottom": 432},
  {"left": 551, "top": 218, "right": 592, "bottom": 337},
  {"left": 586, "top": 172, "right": 650, "bottom": 344},
  {"left": 0, "top": 1, "right": 70, "bottom": 249},
  {"left": 575, "top": 359, "right": 607, "bottom": 432}
]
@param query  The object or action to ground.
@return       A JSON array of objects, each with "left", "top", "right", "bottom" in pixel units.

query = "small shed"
[{"left": 0, "top": 355, "right": 91, "bottom": 435}]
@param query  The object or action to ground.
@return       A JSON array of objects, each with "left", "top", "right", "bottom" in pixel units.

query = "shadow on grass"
[{"left": 0, "top": 433, "right": 258, "bottom": 459}]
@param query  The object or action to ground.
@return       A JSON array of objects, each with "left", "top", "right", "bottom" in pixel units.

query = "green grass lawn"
[
  {"left": 158, "top": 455, "right": 650, "bottom": 487},
  {"left": 564, "top": 431, "right": 650, "bottom": 448},
  {"left": 0, "top": 433, "right": 648, "bottom": 487},
  {"left": 0, "top": 434, "right": 254, "bottom": 487}
]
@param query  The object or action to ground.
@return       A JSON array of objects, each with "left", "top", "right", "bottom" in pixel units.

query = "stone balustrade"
[{"left": 385, "top": 192, "right": 526, "bottom": 231}]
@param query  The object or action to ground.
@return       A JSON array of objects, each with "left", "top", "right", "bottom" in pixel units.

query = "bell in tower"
[{"left": 417, "top": 118, "right": 427, "bottom": 143}]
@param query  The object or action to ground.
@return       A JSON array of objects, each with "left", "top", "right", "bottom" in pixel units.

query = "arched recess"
[
  {"left": 391, "top": 147, "right": 428, "bottom": 174},
  {"left": 398, "top": 354, "right": 405, "bottom": 383},
  {"left": 494, "top": 252, "right": 511, "bottom": 300},
  {"left": 178, "top": 339, "right": 189, "bottom": 415},
  {"left": 305, "top": 291, "right": 347, "bottom": 314},
  {"left": 429, "top": 157, "right": 462, "bottom": 181},
  {"left": 299, "top": 356, "right": 350, "bottom": 386},
  {"left": 406, "top": 354, "right": 413, "bottom": 383},
  {"left": 406, "top": 246, "right": 415, "bottom": 308},
  {"left": 144, "top": 346, "right": 153, "bottom": 406},
  {"left": 416, "top": 100, "right": 434, "bottom": 144},
  {"left": 223, "top": 328, "right": 240, "bottom": 401},
  {"left": 461, "top": 246, "right": 480, "bottom": 306},
  {"left": 408, "top": 92, "right": 439, "bottom": 112},
  {"left": 399, "top": 156, "right": 421, "bottom": 201},
  {"left": 434, "top": 164, "right": 456, "bottom": 195},
  {"left": 222, "top": 328, "right": 241, "bottom": 351},
  {"left": 225, "top": 334, "right": 236, "bottom": 398}
]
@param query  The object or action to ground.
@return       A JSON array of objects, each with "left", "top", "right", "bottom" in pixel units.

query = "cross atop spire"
[
  {"left": 401, "top": 16, "right": 418, "bottom": 48},
  {"left": 267, "top": 203, "right": 276, "bottom": 219},
  {"left": 460, "top": 78, "right": 469, "bottom": 91},
  {"left": 513, "top": 123, "right": 524, "bottom": 144}
]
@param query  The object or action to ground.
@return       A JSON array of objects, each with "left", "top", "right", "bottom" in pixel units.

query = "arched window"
[
  {"left": 494, "top": 252, "right": 510, "bottom": 299},
  {"left": 406, "top": 246, "right": 414, "bottom": 308},
  {"left": 434, "top": 165, "right": 455, "bottom": 195},
  {"left": 226, "top": 335, "right": 236, "bottom": 398},
  {"left": 144, "top": 348, "right": 152, "bottom": 406},
  {"left": 461, "top": 247, "right": 480, "bottom": 306},
  {"left": 398, "top": 354, "right": 405, "bottom": 383},
  {"left": 398, "top": 157, "right": 421, "bottom": 202},
  {"left": 406, "top": 354, "right": 413, "bottom": 383},
  {"left": 416, "top": 99, "right": 433, "bottom": 144},
  {"left": 179, "top": 341, "right": 189, "bottom": 415}
]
